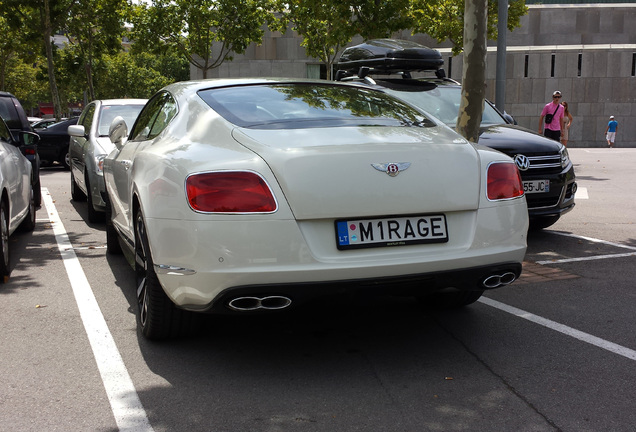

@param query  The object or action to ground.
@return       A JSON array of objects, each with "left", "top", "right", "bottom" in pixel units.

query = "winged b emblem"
[{"left": 371, "top": 162, "right": 411, "bottom": 177}]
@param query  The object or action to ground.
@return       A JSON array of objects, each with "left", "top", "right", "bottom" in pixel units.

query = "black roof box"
[{"left": 337, "top": 39, "right": 443, "bottom": 74}]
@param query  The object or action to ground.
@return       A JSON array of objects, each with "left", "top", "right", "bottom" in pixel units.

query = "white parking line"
[
  {"left": 536, "top": 231, "right": 636, "bottom": 264},
  {"left": 575, "top": 186, "right": 588, "bottom": 199},
  {"left": 42, "top": 188, "right": 154, "bottom": 432},
  {"left": 479, "top": 297, "right": 636, "bottom": 362}
]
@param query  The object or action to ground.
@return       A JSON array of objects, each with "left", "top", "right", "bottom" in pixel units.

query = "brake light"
[
  {"left": 24, "top": 147, "right": 36, "bottom": 155},
  {"left": 487, "top": 162, "right": 524, "bottom": 200},
  {"left": 186, "top": 171, "right": 277, "bottom": 213}
]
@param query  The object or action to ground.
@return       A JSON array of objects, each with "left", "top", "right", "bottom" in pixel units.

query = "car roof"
[{"left": 96, "top": 99, "right": 148, "bottom": 106}]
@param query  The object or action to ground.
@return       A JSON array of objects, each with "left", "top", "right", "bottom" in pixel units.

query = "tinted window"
[
  {"left": 0, "top": 97, "right": 20, "bottom": 129},
  {"left": 130, "top": 92, "right": 176, "bottom": 141},
  {"left": 97, "top": 104, "right": 145, "bottom": 136},
  {"left": 198, "top": 83, "right": 435, "bottom": 130},
  {"left": 0, "top": 118, "right": 11, "bottom": 142},
  {"left": 80, "top": 103, "right": 96, "bottom": 131}
]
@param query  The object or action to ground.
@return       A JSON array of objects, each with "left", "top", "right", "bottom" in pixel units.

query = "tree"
[
  {"left": 285, "top": 0, "right": 356, "bottom": 80},
  {"left": 410, "top": 0, "right": 527, "bottom": 55},
  {"left": 65, "top": 0, "right": 128, "bottom": 101},
  {"left": 456, "top": 0, "right": 488, "bottom": 142},
  {"left": 130, "top": 0, "right": 280, "bottom": 79},
  {"left": 350, "top": 0, "right": 413, "bottom": 40},
  {"left": 1, "top": 0, "right": 77, "bottom": 119}
]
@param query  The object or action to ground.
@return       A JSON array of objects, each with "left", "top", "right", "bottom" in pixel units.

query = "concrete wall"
[{"left": 193, "top": 4, "right": 636, "bottom": 148}]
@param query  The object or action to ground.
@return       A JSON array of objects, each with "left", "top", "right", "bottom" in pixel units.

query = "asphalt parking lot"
[{"left": 1, "top": 148, "right": 635, "bottom": 432}]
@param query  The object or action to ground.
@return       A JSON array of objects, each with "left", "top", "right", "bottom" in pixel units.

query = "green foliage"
[
  {"left": 130, "top": 0, "right": 280, "bottom": 78},
  {"left": 410, "top": 0, "right": 528, "bottom": 55},
  {"left": 285, "top": 0, "right": 357, "bottom": 80},
  {"left": 351, "top": 0, "right": 413, "bottom": 39},
  {"left": 93, "top": 51, "right": 186, "bottom": 99}
]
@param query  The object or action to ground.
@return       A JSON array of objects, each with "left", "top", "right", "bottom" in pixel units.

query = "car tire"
[
  {"left": 18, "top": 183, "right": 37, "bottom": 233},
  {"left": 61, "top": 151, "right": 70, "bottom": 170},
  {"left": 105, "top": 194, "right": 122, "bottom": 255},
  {"left": 85, "top": 175, "right": 103, "bottom": 223},
  {"left": 70, "top": 171, "right": 86, "bottom": 201},
  {"left": 135, "top": 210, "right": 189, "bottom": 340},
  {"left": 1, "top": 198, "right": 10, "bottom": 282},
  {"left": 33, "top": 178, "right": 41, "bottom": 208},
  {"left": 418, "top": 289, "right": 484, "bottom": 309}
]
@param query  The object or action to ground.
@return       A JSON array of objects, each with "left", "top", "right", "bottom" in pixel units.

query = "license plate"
[
  {"left": 523, "top": 179, "right": 550, "bottom": 194},
  {"left": 336, "top": 215, "right": 448, "bottom": 250}
]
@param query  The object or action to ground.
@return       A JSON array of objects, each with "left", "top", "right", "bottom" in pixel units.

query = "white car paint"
[{"left": 103, "top": 78, "right": 528, "bottom": 339}]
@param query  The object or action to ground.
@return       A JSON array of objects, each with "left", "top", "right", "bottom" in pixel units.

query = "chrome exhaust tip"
[
  {"left": 482, "top": 272, "right": 517, "bottom": 289},
  {"left": 227, "top": 295, "right": 292, "bottom": 312}
]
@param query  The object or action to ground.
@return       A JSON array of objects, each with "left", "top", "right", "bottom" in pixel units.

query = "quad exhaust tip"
[
  {"left": 482, "top": 272, "right": 517, "bottom": 289},
  {"left": 227, "top": 295, "right": 292, "bottom": 312}
]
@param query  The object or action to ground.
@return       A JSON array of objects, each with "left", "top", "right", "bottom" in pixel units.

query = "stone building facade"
[{"left": 194, "top": 4, "right": 636, "bottom": 147}]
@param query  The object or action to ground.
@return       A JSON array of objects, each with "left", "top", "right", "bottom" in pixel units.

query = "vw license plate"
[
  {"left": 336, "top": 215, "right": 448, "bottom": 250},
  {"left": 523, "top": 179, "right": 550, "bottom": 194}
]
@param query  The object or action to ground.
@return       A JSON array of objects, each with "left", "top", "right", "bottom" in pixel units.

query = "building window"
[
  {"left": 551, "top": 54, "right": 556, "bottom": 78},
  {"left": 632, "top": 53, "right": 636, "bottom": 77},
  {"left": 307, "top": 64, "right": 328, "bottom": 80},
  {"left": 447, "top": 56, "right": 453, "bottom": 78},
  {"left": 524, "top": 54, "right": 529, "bottom": 78},
  {"left": 578, "top": 53, "right": 582, "bottom": 77}
]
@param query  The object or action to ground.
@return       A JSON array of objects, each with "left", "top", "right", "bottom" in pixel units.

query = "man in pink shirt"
[{"left": 538, "top": 90, "right": 565, "bottom": 142}]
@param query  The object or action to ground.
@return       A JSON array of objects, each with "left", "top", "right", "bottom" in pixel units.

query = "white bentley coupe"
[{"left": 103, "top": 78, "right": 528, "bottom": 339}]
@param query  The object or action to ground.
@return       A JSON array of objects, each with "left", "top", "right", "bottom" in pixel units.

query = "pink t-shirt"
[{"left": 541, "top": 102, "right": 564, "bottom": 131}]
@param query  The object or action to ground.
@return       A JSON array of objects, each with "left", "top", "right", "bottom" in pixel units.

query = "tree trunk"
[
  {"left": 43, "top": 0, "right": 63, "bottom": 120},
  {"left": 456, "top": 0, "right": 488, "bottom": 143}
]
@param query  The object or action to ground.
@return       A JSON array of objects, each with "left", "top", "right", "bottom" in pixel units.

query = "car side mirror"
[
  {"left": 19, "top": 131, "right": 40, "bottom": 146},
  {"left": 109, "top": 116, "right": 128, "bottom": 150},
  {"left": 502, "top": 112, "right": 517, "bottom": 125},
  {"left": 67, "top": 124, "right": 86, "bottom": 138}
]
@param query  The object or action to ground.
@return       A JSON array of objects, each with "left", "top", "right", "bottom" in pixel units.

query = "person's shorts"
[
  {"left": 544, "top": 128, "right": 561, "bottom": 142},
  {"left": 606, "top": 131, "right": 616, "bottom": 142}
]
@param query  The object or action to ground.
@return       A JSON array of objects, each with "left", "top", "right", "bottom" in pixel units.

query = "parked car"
[
  {"left": 0, "top": 92, "right": 42, "bottom": 207},
  {"left": 0, "top": 117, "right": 38, "bottom": 282},
  {"left": 31, "top": 117, "right": 65, "bottom": 129},
  {"left": 35, "top": 117, "right": 78, "bottom": 169},
  {"left": 28, "top": 117, "right": 42, "bottom": 125},
  {"left": 68, "top": 99, "right": 147, "bottom": 222},
  {"left": 103, "top": 78, "right": 528, "bottom": 340},
  {"left": 336, "top": 39, "right": 577, "bottom": 229}
]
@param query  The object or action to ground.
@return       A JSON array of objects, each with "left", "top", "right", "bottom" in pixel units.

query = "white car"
[
  {"left": 103, "top": 78, "right": 528, "bottom": 340},
  {"left": 68, "top": 99, "right": 147, "bottom": 222},
  {"left": 0, "top": 117, "right": 37, "bottom": 282}
]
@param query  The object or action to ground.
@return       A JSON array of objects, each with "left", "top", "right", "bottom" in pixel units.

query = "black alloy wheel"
[{"left": 134, "top": 210, "right": 187, "bottom": 340}]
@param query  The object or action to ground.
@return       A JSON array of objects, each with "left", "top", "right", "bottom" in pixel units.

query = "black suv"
[
  {"left": 336, "top": 39, "right": 576, "bottom": 229},
  {"left": 0, "top": 92, "right": 42, "bottom": 206}
]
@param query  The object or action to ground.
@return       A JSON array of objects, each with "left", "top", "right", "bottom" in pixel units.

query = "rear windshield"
[{"left": 197, "top": 83, "right": 435, "bottom": 130}]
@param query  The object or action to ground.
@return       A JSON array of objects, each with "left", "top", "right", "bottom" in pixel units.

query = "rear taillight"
[
  {"left": 24, "top": 147, "right": 37, "bottom": 155},
  {"left": 186, "top": 171, "right": 277, "bottom": 213},
  {"left": 487, "top": 162, "right": 524, "bottom": 201}
]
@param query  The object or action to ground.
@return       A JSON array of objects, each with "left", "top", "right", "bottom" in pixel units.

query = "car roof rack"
[{"left": 336, "top": 39, "right": 445, "bottom": 80}]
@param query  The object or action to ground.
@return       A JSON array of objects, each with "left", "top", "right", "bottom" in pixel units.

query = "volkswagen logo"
[
  {"left": 371, "top": 162, "right": 411, "bottom": 177},
  {"left": 514, "top": 154, "right": 530, "bottom": 171}
]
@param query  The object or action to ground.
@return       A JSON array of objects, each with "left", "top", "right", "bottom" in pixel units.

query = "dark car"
[
  {"left": 336, "top": 39, "right": 577, "bottom": 229},
  {"left": 35, "top": 117, "right": 78, "bottom": 169},
  {"left": 0, "top": 91, "right": 42, "bottom": 206}
]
